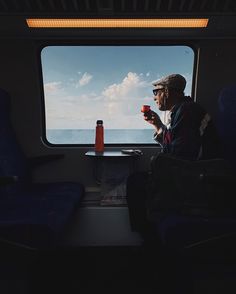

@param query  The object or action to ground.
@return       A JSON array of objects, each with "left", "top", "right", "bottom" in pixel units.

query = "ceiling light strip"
[{"left": 26, "top": 18, "right": 209, "bottom": 28}]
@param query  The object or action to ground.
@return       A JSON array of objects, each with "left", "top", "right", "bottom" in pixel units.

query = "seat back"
[
  {"left": 218, "top": 85, "right": 236, "bottom": 170},
  {"left": 0, "top": 88, "right": 31, "bottom": 192}
]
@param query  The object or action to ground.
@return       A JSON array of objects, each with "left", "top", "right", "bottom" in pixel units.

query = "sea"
[{"left": 46, "top": 129, "right": 155, "bottom": 144}]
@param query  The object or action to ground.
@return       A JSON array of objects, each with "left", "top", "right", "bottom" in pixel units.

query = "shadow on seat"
[
  {"left": 148, "top": 86, "right": 236, "bottom": 254},
  {"left": 147, "top": 86, "right": 236, "bottom": 292},
  {"left": 0, "top": 88, "right": 85, "bottom": 249},
  {"left": 218, "top": 85, "right": 236, "bottom": 170}
]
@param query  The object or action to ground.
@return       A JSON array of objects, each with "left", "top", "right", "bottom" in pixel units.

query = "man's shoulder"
[
  {"left": 179, "top": 99, "right": 206, "bottom": 114},
  {"left": 171, "top": 100, "right": 207, "bottom": 124}
]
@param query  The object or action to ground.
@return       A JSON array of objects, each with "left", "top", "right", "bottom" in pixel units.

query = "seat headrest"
[
  {"left": 218, "top": 85, "right": 236, "bottom": 114},
  {"left": 0, "top": 88, "right": 11, "bottom": 112}
]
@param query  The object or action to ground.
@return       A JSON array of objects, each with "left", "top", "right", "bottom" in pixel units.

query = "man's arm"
[
  {"left": 143, "top": 110, "right": 166, "bottom": 145},
  {"left": 153, "top": 125, "right": 167, "bottom": 147},
  {"left": 167, "top": 103, "right": 204, "bottom": 160}
]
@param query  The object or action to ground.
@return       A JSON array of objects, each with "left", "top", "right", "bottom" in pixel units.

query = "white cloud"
[
  {"left": 102, "top": 72, "right": 148, "bottom": 101},
  {"left": 44, "top": 82, "right": 62, "bottom": 93},
  {"left": 44, "top": 72, "right": 156, "bottom": 129},
  {"left": 76, "top": 72, "right": 93, "bottom": 87}
]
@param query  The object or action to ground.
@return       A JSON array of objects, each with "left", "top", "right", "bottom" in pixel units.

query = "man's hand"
[{"left": 143, "top": 110, "right": 163, "bottom": 132}]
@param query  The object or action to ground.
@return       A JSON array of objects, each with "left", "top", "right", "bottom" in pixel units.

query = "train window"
[{"left": 41, "top": 45, "right": 194, "bottom": 145}]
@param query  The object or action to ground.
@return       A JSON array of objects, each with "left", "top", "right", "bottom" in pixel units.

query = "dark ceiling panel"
[
  {"left": 155, "top": 0, "right": 162, "bottom": 11},
  {"left": 144, "top": 0, "right": 149, "bottom": 11},
  {"left": 0, "top": 0, "right": 8, "bottom": 11},
  {"left": 223, "top": 0, "right": 230, "bottom": 11},
  {"left": 48, "top": 0, "right": 56, "bottom": 11},
  {"left": 0, "top": 0, "right": 236, "bottom": 15},
  {"left": 133, "top": 0, "right": 137, "bottom": 12},
  {"left": 167, "top": 0, "right": 173, "bottom": 11},
  {"left": 36, "top": 0, "right": 44, "bottom": 11},
  {"left": 200, "top": 0, "right": 207, "bottom": 11},
  {"left": 97, "top": 0, "right": 113, "bottom": 13},
  {"left": 61, "top": 0, "right": 68, "bottom": 11},
  {"left": 228, "top": 0, "right": 236, "bottom": 11},
  {"left": 72, "top": 0, "right": 79, "bottom": 11},
  {"left": 84, "top": 0, "right": 90, "bottom": 10},
  {"left": 187, "top": 0, "right": 195, "bottom": 11},
  {"left": 24, "top": 0, "right": 33, "bottom": 11}
]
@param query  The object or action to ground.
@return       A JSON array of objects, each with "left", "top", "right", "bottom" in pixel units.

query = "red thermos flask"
[{"left": 95, "top": 120, "right": 104, "bottom": 152}]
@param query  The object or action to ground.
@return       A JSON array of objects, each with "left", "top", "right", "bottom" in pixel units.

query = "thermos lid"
[{"left": 96, "top": 120, "right": 103, "bottom": 124}]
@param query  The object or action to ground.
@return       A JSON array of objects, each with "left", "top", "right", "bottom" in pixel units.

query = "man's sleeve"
[
  {"left": 153, "top": 126, "right": 166, "bottom": 146},
  {"left": 170, "top": 105, "right": 202, "bottom": 160}
]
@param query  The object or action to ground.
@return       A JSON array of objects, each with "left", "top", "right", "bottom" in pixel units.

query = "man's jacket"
[{"left": 154, "top": 97, "right": 222, "bottom": 160}]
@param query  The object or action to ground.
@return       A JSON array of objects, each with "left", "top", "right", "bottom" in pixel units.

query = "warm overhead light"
[{"left": 26, "top": 18, "right": 209, "bottom": 28}]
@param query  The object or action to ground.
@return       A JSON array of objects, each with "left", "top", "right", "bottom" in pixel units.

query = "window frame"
[{"left": 38, "top": 40, "right": 197, "bottom": 148}]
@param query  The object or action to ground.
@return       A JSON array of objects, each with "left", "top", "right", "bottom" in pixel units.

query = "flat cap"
[{"left": 152, "top": 74, "right": 186, "bottom": 91}]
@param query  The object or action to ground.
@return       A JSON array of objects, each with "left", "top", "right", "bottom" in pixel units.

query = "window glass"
[{"left": 41, "top": 45, "right": 194, "bottom": 144}]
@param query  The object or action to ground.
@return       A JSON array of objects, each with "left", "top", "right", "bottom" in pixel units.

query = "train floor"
[{"left": 1, "top": 245, "right": 236, "bottom": 294}]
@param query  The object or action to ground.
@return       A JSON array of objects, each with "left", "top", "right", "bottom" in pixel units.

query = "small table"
[
  {"left": 85, "top": 150, "right": 142, "bottom": 206},
  {"left": 85, "top": 150, "right": 140, "bottom": 157}
]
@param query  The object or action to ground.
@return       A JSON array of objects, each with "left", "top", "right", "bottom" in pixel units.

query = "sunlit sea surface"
[{"left": 46, "top": 129, "right": 155, "bottom": 144}]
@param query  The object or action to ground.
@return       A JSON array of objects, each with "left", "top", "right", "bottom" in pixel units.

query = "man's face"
[{"left": 153, "top": 87, "right": 167, "bottom": 111}]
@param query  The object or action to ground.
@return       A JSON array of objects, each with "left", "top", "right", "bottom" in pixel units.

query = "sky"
[{"left": 41, "top": 45, "right": 194, "bottom": 129}]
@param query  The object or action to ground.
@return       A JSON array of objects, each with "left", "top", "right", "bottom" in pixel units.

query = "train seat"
[
  {"left": 218, "top": 85, "right": 236, "bottom": 170},
  {"left": 148, "top": 85, "right": 236, "bottom": 256},
  {"left": 0, "top": 88, "right": 85, "bottom": 248}
]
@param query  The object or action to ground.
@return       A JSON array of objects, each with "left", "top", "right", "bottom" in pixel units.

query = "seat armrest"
[
  {"left": 0, "top": 176, "right": 18, "bottom": 186},
  {"left": 184, "top": 231, "right": 236, "bottom": 249},
  {"left": 0, "top": 237, "right": 37, "bottom": 262},
  {"left": 28, "top": 154, "right": 65, "bottom": 168},
  {"left": 0, "top": 237, "right": 37, "bottom": 252},
  {"left": 201, "top": 173, "right": 236, "bottom": 184}
]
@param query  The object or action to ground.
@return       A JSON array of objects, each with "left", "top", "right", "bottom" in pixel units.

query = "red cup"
[{"left": 141, "top": 105, "right": 150, "bottom": 113}]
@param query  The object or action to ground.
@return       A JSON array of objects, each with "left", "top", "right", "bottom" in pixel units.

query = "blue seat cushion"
[
  {"left": 0, "top": 182, "right": 84, "bottom": 247},
  {"left": 155, "top": 214, "right": 236, "bottom": 249},
  {"left": 29, "top": 181, "right": 84, "bottom": 204},
  {"left": 218, "top": 85, "right": 236, "bottom": 169}
]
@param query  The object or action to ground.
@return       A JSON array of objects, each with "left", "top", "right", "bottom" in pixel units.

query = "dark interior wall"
[
  {"left": 0, "top": 39, "right": 95, "bottom": 185},
  {"left": 196, "top": 39, "right": 236, "bottom": 120},
  {"left": 0, "top": 38, "right": 235, "bottom": 185},
  {"left": 0, "top": 39, "right": 42, "bottom": 154}
]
